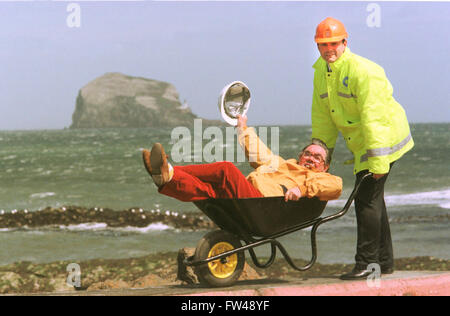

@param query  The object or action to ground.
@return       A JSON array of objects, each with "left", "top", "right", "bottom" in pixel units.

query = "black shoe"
[
  {"left": 339, "top": 267, "right": 372, "bottom": 280},
  {"left": 381, "top": 267, "right": 394, "bottom": 275}
]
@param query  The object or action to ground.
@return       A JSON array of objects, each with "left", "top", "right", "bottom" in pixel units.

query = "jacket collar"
[{"left": 313, "top": 47, "right": 352, "bottom": 72}]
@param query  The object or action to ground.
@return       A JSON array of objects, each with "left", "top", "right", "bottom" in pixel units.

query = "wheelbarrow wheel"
[{"left": 193, "top": 230, "right": 245, "bottom": 287}]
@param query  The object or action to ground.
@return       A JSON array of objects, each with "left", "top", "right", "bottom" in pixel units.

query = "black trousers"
[{"left": 354, "top": 163, "right": 394, "bottom": 270}]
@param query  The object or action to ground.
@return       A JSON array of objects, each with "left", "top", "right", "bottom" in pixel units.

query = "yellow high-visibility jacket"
[
  {"left": 311, "top": 48, "right": 414, "bottom": 174},
  {"left": 238, "top": 127, "right": 342, "bottom": 201}
]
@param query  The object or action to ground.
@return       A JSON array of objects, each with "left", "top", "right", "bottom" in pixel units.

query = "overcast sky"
[{"left": 0, "top": 1, "right": 449, "bottom": 130}]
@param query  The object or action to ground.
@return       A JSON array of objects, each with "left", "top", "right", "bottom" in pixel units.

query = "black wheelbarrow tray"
[{"left": 184, "top": 173, "right": 372, "bottom": 287}]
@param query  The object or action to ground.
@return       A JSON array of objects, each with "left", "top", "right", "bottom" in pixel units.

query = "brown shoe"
[{"left": 142, "top": 143, "right": 171, "bottom": 187}]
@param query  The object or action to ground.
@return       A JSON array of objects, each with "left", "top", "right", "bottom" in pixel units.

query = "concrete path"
[{"left": 38, "top": 270, "right": 449, "bottom": 296}]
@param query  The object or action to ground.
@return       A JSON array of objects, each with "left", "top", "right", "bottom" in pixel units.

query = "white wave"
[
  {"left": 57, "top": 222, "right": 172, "bottom": 233},
  {"left": 385, "top": 190, "right": 450, "bottom": 207},
  {"left": 439, "top": 202, "right": 450, "bottom": 209},
  {"left": 328, "top": 189, "right": 450, "bottom": 208},
  {"left": 30, "top": 192, "right": 56, "bottom": 199},
  {"left": 60, "top": 223, "right": 108, "bottom": 231},
  {"left": 118, "top": 222, "right": 173, "bottom": 233}
]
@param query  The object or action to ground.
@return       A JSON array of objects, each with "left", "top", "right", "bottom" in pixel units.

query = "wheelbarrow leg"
[
  {"left": 247, "top": 242, "right": 277, "bottom": 269},
  {"left": 267, "top": 220, "right": 321, "bottom": 272}
]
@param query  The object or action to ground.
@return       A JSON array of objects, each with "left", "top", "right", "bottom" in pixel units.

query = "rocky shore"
[
  {"left": 0, "top": 206, "right": 447, "bottom": 231},
  {"left": 0, "top": 206, "right": 215, "bottom": 230},
  {"left": 1, "top": 206, "right": 448, "bottom": 294},
  {"left": 0, "top": 252, "right": 447, "bottom": 295}
]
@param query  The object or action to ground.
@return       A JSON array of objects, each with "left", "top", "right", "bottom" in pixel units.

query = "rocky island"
[{"left": 70, "top": 73, "right": 222, "bottom": 128}]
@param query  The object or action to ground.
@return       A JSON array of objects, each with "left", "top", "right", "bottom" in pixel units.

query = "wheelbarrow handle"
[
  {"left": 279, "top": 172, "right": 374, "bottom": 271},
  {"left": 319, "top": 172, "right": 373, "bottom": 224}
]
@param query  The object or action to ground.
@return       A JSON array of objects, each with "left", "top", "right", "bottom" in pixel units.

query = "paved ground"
[{"left": 31, "top": 270, "right": 450, "bottom": 296}]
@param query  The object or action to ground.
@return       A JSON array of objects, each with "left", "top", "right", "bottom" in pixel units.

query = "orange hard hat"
[{"left": 314, "top": 17, "right": 348, "bottom": 43}]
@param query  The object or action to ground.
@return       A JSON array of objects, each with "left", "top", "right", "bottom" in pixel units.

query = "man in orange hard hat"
[
  {"left": 310, "top": 17, "right": 414, "bottom": 280},
  {"left": 314, "top": 17, "right": 348, "bottom": 64}
]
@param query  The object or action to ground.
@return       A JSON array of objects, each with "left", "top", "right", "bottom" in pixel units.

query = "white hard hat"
[{"left": 218, "top": 81, "right": 251, "bottom": 126}]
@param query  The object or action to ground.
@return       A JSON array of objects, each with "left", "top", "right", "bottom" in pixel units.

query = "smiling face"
[
  {"left": 317, "top": 40, "right": 347, "bottom": 64},
  {"left": 298, "top": 144, "right": 329, "bottom": 172}
]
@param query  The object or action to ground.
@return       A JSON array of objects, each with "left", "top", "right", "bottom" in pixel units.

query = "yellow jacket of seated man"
[{"left": 238, "top": 126, "right": 343, "bottom": 201}]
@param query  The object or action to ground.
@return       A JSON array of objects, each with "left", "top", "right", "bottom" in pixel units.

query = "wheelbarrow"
[{"left": 183, "top": 173, "right": 372, "bottom": 287}]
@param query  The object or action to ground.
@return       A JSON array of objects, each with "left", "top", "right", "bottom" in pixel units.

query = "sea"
[{"left": 0, "top": 123, "right": 449, "bottom": 266}]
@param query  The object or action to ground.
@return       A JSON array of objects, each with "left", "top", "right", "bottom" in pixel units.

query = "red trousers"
[{"left": 158, "top": 161, "right": 263, "bottom": 201}]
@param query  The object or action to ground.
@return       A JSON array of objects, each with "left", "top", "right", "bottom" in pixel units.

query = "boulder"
[
  {"left": 87, "top": 279, "right": 130, "bottom": 291},
  {"left": 177, "top": 247, "right": 198, "bottom": 285},
  {"left": 132, "top": 274, "right": 168, "bottom": 288},
  {"left": 239, "top": 263, "right": 261, "bottom": 281},
  {"left": 49, "top": 276, "right": 77, "bottom": 293},
  {"left": 0, "top": 272, "right": 22, "bottom": 293}
]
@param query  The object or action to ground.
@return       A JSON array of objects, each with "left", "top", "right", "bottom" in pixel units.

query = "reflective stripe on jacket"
[
  {"left": 238, "top": 127, "right": 342, "bottom": 200},
  {"left": 311, "top": 48, "right": 414, "bottom": 174}
]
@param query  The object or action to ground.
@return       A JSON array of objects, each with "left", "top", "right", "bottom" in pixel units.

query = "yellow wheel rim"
[{"left": 207, "top": 242, "right": 238, "bottom": 279}]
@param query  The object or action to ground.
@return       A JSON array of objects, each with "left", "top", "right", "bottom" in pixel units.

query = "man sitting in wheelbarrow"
[{"left": 143, "top": 114, "right": 342, "bottom": 202}]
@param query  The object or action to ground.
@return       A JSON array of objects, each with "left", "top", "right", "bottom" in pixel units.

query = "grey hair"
[{"left": 299, "top": 138, "right": 333, "bottom": 166}]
